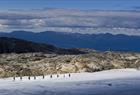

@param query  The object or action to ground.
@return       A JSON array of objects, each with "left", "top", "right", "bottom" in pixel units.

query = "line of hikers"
[{"left": 13, "top": 73, "right": 71, "bottom": 81}]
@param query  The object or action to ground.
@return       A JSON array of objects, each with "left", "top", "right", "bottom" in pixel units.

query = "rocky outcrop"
[{"left": 0, "top": 51, "right": 140, "bottom": 78}]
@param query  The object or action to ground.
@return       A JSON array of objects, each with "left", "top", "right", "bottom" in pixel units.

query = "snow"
[{"left": 0, "top": 68, "right": 140, "bottom": 95}]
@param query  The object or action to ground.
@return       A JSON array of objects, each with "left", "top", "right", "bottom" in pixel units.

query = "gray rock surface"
[{"left": 0, "top": 51, "right": 140, "bottom": 78}]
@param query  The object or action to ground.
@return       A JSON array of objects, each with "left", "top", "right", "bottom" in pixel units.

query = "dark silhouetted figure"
[
  {"left": 28, "top": 76, "right": 30, "bottom": 80},
  {"left": 50, "top": 75, "right": 52, "bottom": 78},
  {"left": 43, "top": 75, "right": 45, "bottom": 79},
  {"left": 69, "top": 73, "right": 71, "bottom": 77},
  {"left": 34, "top": 76, "right": 36, "bottom": 80},
  {"left": 57, "top": 74, "right": 59, "bottom": 78},
  {"left": 13, "top": 76, "right": 15, "bottom": 81},
  {"left": 20, "top": 76, "right": 22, "bottom": 80}
]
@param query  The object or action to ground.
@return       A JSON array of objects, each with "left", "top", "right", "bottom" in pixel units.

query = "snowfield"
[{"left": 0, "top": 69, "right": 140, "bottom": 95}]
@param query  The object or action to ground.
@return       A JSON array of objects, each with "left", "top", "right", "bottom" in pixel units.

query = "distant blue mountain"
[
  {"left": 0, "top": 31, "right": 140, "bottom": 52},
  {"left": 0, "top": 37, "right": 85, "bottom": 54}
]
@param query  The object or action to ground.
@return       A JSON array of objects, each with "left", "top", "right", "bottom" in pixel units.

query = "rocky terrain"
[
  {"left": 0, "top": 51, "right": 140, "bottom": 78},
  {"left": 0, "top": 37, "right": 140, "bottom": 78}
]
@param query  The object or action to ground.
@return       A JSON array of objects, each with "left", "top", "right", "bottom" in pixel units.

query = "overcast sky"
[{"left": 0, "top": 0, "right": 140, "bottom": 36}]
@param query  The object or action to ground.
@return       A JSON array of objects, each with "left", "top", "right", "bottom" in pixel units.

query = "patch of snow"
[{"left": 0, "top": 68, "right": 140, "bottom": 95}]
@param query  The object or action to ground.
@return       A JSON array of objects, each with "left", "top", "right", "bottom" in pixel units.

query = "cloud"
[{"left": 0, "top": 8, "right": 140, "bottom": 36}]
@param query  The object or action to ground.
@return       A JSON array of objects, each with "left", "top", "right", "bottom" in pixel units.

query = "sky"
[
  {"left": 0, "top": 0, "right": 140, "bottom": 10},
  {"left": 0, "top": 0, "right": 140, "bottom": 35}
]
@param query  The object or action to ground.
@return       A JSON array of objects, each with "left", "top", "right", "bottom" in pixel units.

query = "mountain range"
[
  {"left": 0, "top": 37, "right": 85, "bottom": 54},
  {"left": 0, "top": 31, "right": 140, "bottom": 52}
]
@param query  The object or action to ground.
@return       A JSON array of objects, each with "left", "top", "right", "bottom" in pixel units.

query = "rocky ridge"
[{"left": 0, "top": 51, "right": 140, "bottom": 78}]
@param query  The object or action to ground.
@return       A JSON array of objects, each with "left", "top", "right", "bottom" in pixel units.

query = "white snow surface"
[{"left": 0, "top": 68, "right": 140, "bottom": 95}]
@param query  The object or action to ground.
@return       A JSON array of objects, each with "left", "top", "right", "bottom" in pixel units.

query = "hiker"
[
  {"left": 28, "top": 76, "right": 30, "bottom": 80},
  {"left": 43, "top": 75, "right": 45, "bottom": 79},
  {"left": 57, "top": 74, "right": 59, "bottom": 78},
  {"left": 69, "top": 73, "right": 71, "bottom": 77},
  {"left": 34, "top": 76, "right": 36, "bottom": 80},
  {"left": 20, "top": 76, "right": 22, "bottom": 80},
  {"left": 50, "top": 75, "right": 52, "bottom": 78},
  {"left": 13, "top": 76, "right": 15, "bottom": 81}
]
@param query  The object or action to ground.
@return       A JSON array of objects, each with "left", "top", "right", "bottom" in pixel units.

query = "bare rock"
[{"left": 61, "top": 64, "right": 77, "bottom": 73}]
